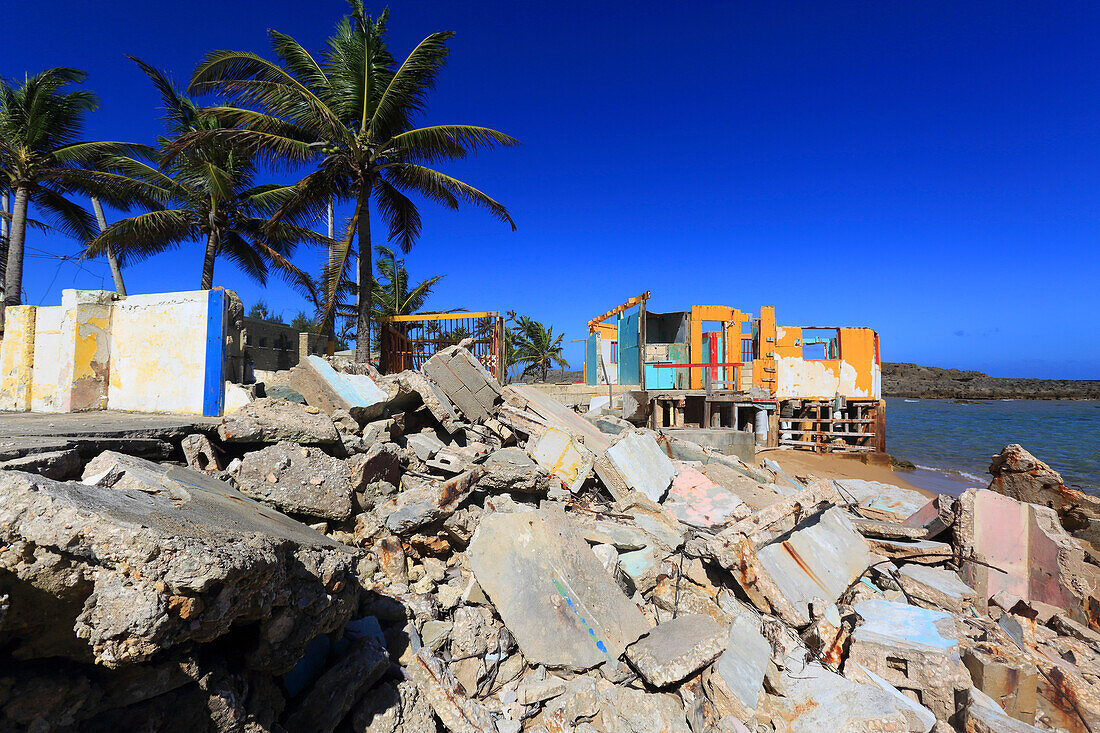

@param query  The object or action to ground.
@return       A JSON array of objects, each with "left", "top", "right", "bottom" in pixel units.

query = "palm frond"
[{"left": 394, "top": 164, "right": 515, "bottom": 230}]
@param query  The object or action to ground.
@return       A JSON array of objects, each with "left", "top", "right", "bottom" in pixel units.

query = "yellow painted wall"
[
  {"left": 0, "top": 306, "right": 36, "bottom": 411},
  {"left": 58, "top": 290, "right": 114, "bottom": 412},
  {"left": 774, "top": 325, "right": 881, "bottom": 400}
]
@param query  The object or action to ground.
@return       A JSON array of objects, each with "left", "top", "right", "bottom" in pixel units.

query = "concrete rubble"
[{"left": 2, "top": 345, "right": 1099, "bottom": 732}]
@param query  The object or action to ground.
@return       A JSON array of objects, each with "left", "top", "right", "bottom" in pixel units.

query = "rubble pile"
[{"left": 2, "top": 346, "right": 1099, "bottom": 732}]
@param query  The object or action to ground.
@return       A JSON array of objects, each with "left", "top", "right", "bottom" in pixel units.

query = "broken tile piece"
[
  {"left": 626, "top": 613, "right": 727, "bottom": 687},
  {"left": 467, "top": 507, "right": 649, "bottom": 671}
]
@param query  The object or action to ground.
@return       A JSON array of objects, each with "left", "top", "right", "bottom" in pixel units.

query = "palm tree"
[
  {"left": 182, "top": 2, "right": 518, "bottom": 362},
  {"left": 371, "top": 244, "right": 442, "bottom": 321},
  {"left": 510, "top": 316, "right": 568, "bottom": 383},
  {"left": 87, "top": 59, "right": 325, "bottom": 289},
  {"left": 0, "top": 68, "right": 153, "bottom": 323}
]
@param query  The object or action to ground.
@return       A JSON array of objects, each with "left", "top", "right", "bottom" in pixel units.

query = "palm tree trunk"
[
  {"left": 201, "top": 230, "right": 217, "bottom": 290},
  {"left": 354, "top": 183, "right": 373, "bottom": 363},
  {"left": 3, "top": 187, "right": 31, "bottom": 315},
  {"left": 0, "top": 191, "right": 9, "bottom": 316},
  {"left": 90, "top": 197, "right": 126, "bottom": 296}
]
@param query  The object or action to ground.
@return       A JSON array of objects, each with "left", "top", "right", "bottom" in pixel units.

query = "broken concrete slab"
[
  {"left": 218, "top": 398, "right": 340, "bottom": 445},
  {"left": 529, "top": 426, "right": 595, "bottom": 493},
  {"left": 662, "top": 463, "right": 749, "bottom": 530},
  {"left": 0, "top": 447, "right": 81, "bottom": 480},
  {"left": 703, "top": 602, "right": 770, "bottom": 720},
  {"left": 854, "top": 663, "right": 937, "bottom": 733},
  {"left": 708, "top": 497, "right": 871, "bottom": 627},
  {"left": 897, "top": 564, "right": 977, "bottom": 614},
  {"left": 845, "top": 599, "right": 972, "bottom": 723},
  {"left": 467, "top": 507, "right": 650, "bottom": 671},
  {"left": 381, "top": 467, "right": 485, "bottom": 535},
  {"left": 626, "top": 613, "right": 727, "bottom": 687},
  {"left": 422, "top": 346, "right": 502, "bottom": 424},
  {"left": 3, "top": 458, "right": 355, "bottom": 672},
  {"left": 591, "top": 684, "right": 693, "bottom": 733},
  {"left": 180, "top": 433, "right": 221, "bottom": 472},
  {"left": 347, "top": 441, "right": 404, "bottom": 488},
  {"left": 765, "top": 655, "right": 926, "bottom": 733},
  {"left": 864, "top": 536, "right": 953, "bottom": 563},
  {"left": 235, "top": 441, "right": 354, "bottom": 521},
  {"left": 600, "top": 430, "right": 677, "bottom": 503},
  {"left": 833, "top": 478, "right": 930, "bottom": 523},
  {"left": 405, "top": 430, "right": 445, "bottom": 461},
  {"left": 503, "top": 384, "right": 612, "bottom": 452},
  {"left": 290, "top": 355, "right": 389, "bottom": 422},
  {"left": 957, "top": 488, "right": 1100, "bottom": 627},
  {"left": 901, "top": 494, "right": 956, "bottom": 539}
]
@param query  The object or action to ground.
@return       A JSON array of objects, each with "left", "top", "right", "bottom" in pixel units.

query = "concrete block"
[
  {"left": 422, "top": 346, "right": 500, "bottom": 423},
  {"left": 405, "top": 431, "right": 445, "bottom": 461},
  {"left": 957, "top": 488, "right": 1100, "bottom": 627},
  {"left": 845, "top": 599, "right": 972, "bottom": 723},
  {"left": 864, "top": 536, "right": 953, "bottom": 563},
  {"left": 219, "top": 398, "right": 340, "bottom": 445},
  {"left": 380, "top": 467, "right": 484, "bottom": 535},
  {"left": 467, "top": 507, "right": 650, "bottom": 671},
  {"left": 963, "top": 687, "right": 1045, "bottom": 732},
  {"left": 602, "top": 430, "right": 676, "bottom": 503},
  {"left": 663, "top": 463, "right": 749, "bottom": 529},
  {"left": 0, "top": 448, "right": 81, "bottom": 480},
  {"left": 897, "top": 564, "right": 977, "bottom": 614},
  {"left": 626, "top": 614, "right": 727, "bottom": 687},
  {"left": 963, "top": 642, "right": 1038, "bottom": 724}
]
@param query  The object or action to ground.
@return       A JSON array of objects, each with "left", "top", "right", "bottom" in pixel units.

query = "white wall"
[
  {"left": 107, "top": 292, "right": 211, "bottom": 414},
  {"left": 30, "top": 306, "right": 63, "bottom": 412}
]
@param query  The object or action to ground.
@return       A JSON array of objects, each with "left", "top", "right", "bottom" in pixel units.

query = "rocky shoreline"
[
  {"left": 3, "top": 347, "right": 1100, "bottom": 732},
  {"left": 884, "top": 362, "right": 1100, "bottom": 400}
]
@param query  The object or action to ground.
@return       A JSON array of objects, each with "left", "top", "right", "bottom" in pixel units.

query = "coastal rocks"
[
  {"left": 989, "top": 443, "right": 1100, "bottom": 527},
  {"left": 235, "top": 441, "right": 355, "bottom": 521},
  {"left": 218, "top": 398, "right": 341, "bottom": 445}
]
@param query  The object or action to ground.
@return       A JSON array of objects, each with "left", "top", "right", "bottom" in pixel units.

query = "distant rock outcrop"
[{"left": 883, "top": 363, "right": 1100, "bottom": 400}]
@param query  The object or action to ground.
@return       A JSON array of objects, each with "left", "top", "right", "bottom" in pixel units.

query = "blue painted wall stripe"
[{"left": 203, "top": 289, "right": 225, "bottom": 417}]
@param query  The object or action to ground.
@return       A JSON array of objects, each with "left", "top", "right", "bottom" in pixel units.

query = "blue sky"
[{"left": 5, "top": 1, "right": 1098, "bottom": 378}]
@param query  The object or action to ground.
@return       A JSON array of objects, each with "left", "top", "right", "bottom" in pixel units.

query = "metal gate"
[{"left": 379, "top": 312, "right": 505, "bottom": 382}]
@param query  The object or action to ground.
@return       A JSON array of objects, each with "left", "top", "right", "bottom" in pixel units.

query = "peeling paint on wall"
[{"left": 0, "top": 289, "right": 228, "bottom": 416}]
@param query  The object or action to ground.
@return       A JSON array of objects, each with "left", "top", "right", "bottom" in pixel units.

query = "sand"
[{"left": 758, "top": 448, "right": 938, "bottom": 500}]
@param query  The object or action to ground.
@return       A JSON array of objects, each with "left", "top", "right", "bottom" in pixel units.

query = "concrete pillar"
[
  {"left": 57, "top": 289, "right": 114, "bottom": 412},
  {"left": 0, "top": 305, "right": 36, "bottom": 411}
]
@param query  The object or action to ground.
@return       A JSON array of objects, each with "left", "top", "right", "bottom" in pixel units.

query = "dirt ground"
[{"left": 758, "top": 448, "right": 938, "bottom": 500}]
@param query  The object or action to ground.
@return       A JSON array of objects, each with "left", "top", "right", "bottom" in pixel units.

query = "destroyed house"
[{"left": 585, "top": 292, "right": 885, "bottom": 452}]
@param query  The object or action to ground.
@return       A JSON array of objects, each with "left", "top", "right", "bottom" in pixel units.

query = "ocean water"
[{"left": 885, "top": 398, "right": 1100, "bottom": 495}]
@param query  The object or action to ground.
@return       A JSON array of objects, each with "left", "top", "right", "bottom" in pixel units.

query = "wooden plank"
[
  {"left": 587, "top": 291, "right": 651, "bottom": 331},
  {"left": 381, "top": 312, "right": 494, "bottom": 323}
]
